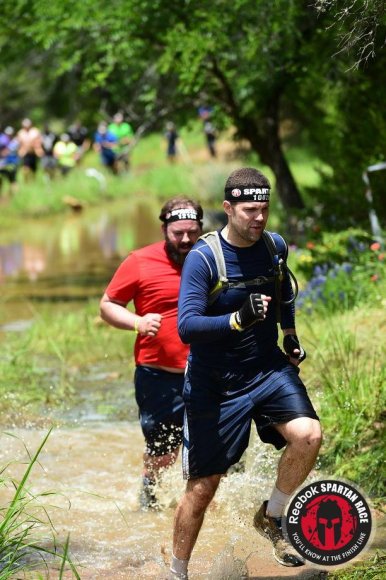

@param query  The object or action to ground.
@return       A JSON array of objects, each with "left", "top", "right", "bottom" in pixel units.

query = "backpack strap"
[
  {"left": 200, "top": 231, "right": 276, "bottom": 307},
  {"left": 263, "top": 231, "right": 299, "bottom": 322},
  {"left": 199, "top": 230, "right": 297, "bottom": 320},
  {"left": 199, "top": 231, "right": 229, "bottom": 305},
  {"left": 262, "top": 231, "right": 285, "bottom": 322}
]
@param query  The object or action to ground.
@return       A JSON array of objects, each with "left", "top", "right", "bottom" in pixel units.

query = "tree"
[
  {"left": 0, "top": 0, "right": 384, "bottom": 217},
  {"left": 314, "top": 0, "right": 386, "bottom": 68},
  {"left": 0, "top": 0, "right": 327, "bottom": 209}
]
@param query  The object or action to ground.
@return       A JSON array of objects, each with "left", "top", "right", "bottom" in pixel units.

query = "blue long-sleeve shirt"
[{"left": 178, "top": 230, "right": 295, "bottom": 371}]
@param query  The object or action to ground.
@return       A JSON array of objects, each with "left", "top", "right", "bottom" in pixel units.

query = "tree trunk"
[
  {"left": 238, "top": 107, "right": 304, "bottom": 210},
  {"left": 211, "top": 58, "right": 305, "bottom": 210},
  {"left": 256, "top": 131, "right": 304, "bottom": 210}
]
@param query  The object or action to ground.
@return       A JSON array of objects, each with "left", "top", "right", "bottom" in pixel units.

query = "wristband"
[{"left": 230, "top": 312, "right": 243, "bottom": 332}]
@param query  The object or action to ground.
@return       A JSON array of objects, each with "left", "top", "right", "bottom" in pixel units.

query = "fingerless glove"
[
  {"left": 232, "top": 293, "right": 265, "bottom": 330},
  {"left": 283, "top": 334, "right": 306, "bottom": 363}
]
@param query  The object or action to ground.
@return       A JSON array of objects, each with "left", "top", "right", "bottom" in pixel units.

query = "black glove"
[
  {"left": 235, "top": 293, "right": 265, "bottom": 329},
  {"left": 283, "top": 334, "right": 306, "bottom": 363}
]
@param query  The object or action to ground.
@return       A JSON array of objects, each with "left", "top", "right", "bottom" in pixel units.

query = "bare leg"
[
  {"left": 173, "top": 474, "right": 222, "bottom": 560},
  {"left": 144, "top": 448, "right": 180, "bottom": 480},
  {"left": 274, "top": 417, "right": 322, "bottom": 495},
  {"left": 252, "top": 418, "right": 321, "bottom": 568}
]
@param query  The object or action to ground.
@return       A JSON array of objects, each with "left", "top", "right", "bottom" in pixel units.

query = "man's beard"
[
  {"left": 232, "top": 221, "right": 263, "bottom": 244},
  {"left": 165, "top": 240, "right": 193, "bottom": 265}
]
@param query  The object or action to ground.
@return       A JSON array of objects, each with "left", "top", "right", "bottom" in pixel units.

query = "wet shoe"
[
  {"left": 253, "top": 500, "right": 305, "bottom": 567},
  {"left": 139, "top": 476, "right": 159, "bottom": 511}
]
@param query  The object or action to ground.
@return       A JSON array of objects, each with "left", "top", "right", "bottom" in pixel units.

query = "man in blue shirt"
[
  {"left": 169, "top": 167, "right": 322, "bottom": 578},
  {"left": 0, "top": 127, "right": 19, "bottom": 196},
  {"left": 93, "top": 122, "right": 118, "bottom": 174}
]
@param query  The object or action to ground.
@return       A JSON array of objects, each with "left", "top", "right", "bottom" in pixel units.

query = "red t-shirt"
[{"left": 105, "top": 241, "right": 189, "bottom": 369}]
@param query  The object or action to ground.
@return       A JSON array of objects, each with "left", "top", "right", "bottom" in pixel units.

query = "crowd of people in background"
[
  {"left": 0, "top": 118, "right": 92, "bottom": 196},
  {"left": 0, "top": 108, "right": 218, "bottom": 197}
]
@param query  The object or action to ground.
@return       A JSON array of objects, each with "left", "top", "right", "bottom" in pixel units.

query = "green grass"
[
  {"left": 0, "top": 429, "right": 79, "bottom": 579},
  {"left": 298, "top": 304, "right": 386, "bottom": 498},
  {"left": 329, "top": 552, "right": 386, "bottom": 579},
  {"left": 0, "top": 301, "right": 133, "bottom": 419}
]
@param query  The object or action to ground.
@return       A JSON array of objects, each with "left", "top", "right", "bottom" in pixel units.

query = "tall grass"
[
  {"left": 299, "top": 308, "right": 386, "bottom": 497},
  {"left": 0, "top": 429, "right": 79, "bottom": 578},
  {"left": 0, "top": 300, "right": 134, "bottom": 418}
]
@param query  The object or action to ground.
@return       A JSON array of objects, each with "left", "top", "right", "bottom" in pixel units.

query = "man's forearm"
[{"left": 100, "top": 300, "right": 136, "bottom": 331}]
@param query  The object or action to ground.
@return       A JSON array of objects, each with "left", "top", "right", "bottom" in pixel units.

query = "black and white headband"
[
  {"left": 224, "top": 186, "right": 270, "bottom": 202},
  {"left": 161, "top": 207, "right": 201, "bottom": 224}
]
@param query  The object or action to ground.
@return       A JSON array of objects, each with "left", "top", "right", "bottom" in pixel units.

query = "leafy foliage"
[
  {"left": 295, "top": 229, "right": 386, "bottom": 313},
  {"left": 1, "top": 1, "right": 385, "bottom": 215}
]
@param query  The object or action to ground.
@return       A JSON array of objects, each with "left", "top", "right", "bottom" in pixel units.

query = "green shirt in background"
[
  {"left": 108, "top": 122, "right": 134, "bottom": 154},
  {"left": 53, "top": 141, "right": 78, "bottom": 167}
]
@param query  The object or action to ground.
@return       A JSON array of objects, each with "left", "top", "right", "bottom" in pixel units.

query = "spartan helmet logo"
[{"left": 317, "top": 499, "right": 342, "bottom": 548}]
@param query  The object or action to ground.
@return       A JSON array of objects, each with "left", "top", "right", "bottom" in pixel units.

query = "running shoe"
[{"left": 253, "top": 500, "right": 305, "bottom": 567}]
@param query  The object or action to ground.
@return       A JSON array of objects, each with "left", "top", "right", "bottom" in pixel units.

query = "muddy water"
[
  {"left": 0, "top": 198, "right": 162, "bottom": 324},
  {"left": 1, "top": 201, "right": 380, "bottom": 579},
  {"left": 1, "top": 428, "right": 384, "bottom": 580},
  {"left": 1, "top": 427, "right": 299, "bottom": 579}
]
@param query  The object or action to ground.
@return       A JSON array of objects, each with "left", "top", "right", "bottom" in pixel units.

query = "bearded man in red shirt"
[{"left": 100, "top": 197, "right": 203, "bottom": 509}]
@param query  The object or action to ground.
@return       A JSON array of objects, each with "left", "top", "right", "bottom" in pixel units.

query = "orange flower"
[
  {"left": 370, "top": 274, "right": 379, "bottom": 282},
  {"left": 378, "top": 253, "right": 385, "bottom": 261},
  {"left": 370, "top": 242, "right": 381, "bottom": 251},
  {"left": 306, "top": 241, "right": 315, "bottom": 250}
]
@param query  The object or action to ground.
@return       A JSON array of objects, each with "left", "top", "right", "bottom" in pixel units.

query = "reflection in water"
[
  {"left": 0, "top": 199, "right": 163, "bottom": 317},
  {"left": 0, "top": 199, "right": 227, "bottom": 301},
  {"left": 23, "top": 244, "right": 47, "bottom": 281},
  {"left": 0, "top": 242, "right": 23, "bottom": 279},
  {"left": 0, "top": 242, "right": 46, "bottom": 282},
  {"left": 1, "top": 199, "right": 161, "bottom": 272}
]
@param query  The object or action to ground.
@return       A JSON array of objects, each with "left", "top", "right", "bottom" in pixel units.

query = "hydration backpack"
[{"left": 200, "top": 230, "right": 298, "bottom": 322}]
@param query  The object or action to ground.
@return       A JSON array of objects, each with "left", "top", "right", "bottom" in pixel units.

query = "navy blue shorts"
[
  {"left": 182, "top": 356, "right": 319, "bottom": 479},
  {"left": 134, "top": 365, "right": 185, "bottom": 456}
]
